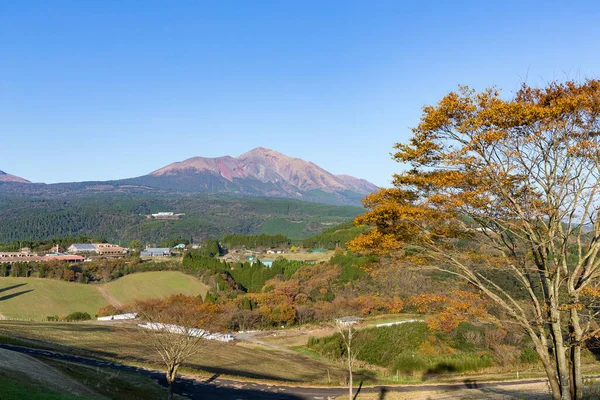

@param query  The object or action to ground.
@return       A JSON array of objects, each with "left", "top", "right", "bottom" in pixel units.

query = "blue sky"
[{"left": 1, "top": 1, "right": 600, "bottom": 187}]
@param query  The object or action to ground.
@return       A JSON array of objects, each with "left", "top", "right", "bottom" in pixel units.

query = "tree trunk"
[
  {"left": 347, "top": 345, "right": 353, "bottom": 400},
  {"left": 167, "top": 381, "right": 173, "bottom": 400},
  {"left": 569, "top": 345, "right": 583, "bottom": 400},
  {"left": 569, "top": 308, "right": 584, "bottom": 399},
  {"left": 166, "top": 363, "right": 179, "bottom": 400},
  {"left": 549, "top": 313, "right": 572, "bottom": 400},
  {"left": 348, "top": 357, "right": 353, "bottom": 400},
  {"left": 536, "top": 344, "right": 562, "bottom": 400}
]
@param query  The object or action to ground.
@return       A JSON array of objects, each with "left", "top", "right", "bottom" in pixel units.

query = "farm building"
[
  {"left": 67, "top": 243, "right": 127, "bottom": 255},
  {"left": 141, "top": 247, "right": 172, "bottom": 257},
  {"left": 0, "top": 252, "right": 84, "bottom": 263},
  {"left": 94, "top": 243, "right": 127, "bottom": 256},
  {"left": 67, "top": 244, "right": 97, "bottom": 253}
]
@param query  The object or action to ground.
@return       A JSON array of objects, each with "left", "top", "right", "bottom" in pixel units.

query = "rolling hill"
[{"left": 0, "top": 271, "right": 209, "bottom": 320}]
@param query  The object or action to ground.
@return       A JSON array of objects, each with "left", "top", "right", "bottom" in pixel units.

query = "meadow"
[{"left": 0, "top": 271, "right": 209, "bottom": 320}]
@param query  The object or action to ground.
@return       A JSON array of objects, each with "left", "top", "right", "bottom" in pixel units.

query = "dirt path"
[
  {"left": 0, "top": 348, "right": 100, "bottom": 397},
  {"left": 96, "top": 285, "right": 123, "bottom": 307}
]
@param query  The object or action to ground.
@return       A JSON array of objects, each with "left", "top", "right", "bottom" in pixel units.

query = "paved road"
[{"left": 0, "top": 343, "right": 556, "bottom": 399}]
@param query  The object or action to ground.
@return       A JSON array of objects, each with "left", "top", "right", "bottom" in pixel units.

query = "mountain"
[
  {"left": 0, "top": 148, "right": 377, "bottom": 206},
  {"left": 139, "top": 147, "right": 378, "bottom": 205},
  {"left": 0, "top": 170, "right": 30, "bottom": 183}
]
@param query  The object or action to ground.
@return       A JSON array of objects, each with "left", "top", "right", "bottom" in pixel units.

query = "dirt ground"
[{"left": 340, "top": 381, "right": 552, "bottom": 399}]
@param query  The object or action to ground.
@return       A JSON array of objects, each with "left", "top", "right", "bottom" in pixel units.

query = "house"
[
  {"left": 150, "top": 212, "right": 185, "bottom": 220},
  {"left": 94, "top": 243, "right": 127, "bottom": 256},
  {"left": 140, "top": 247, "right": 172, "bottom": 257},
  {"left": 266, "top": 248, "right": 285, "bottom": 254},
  {"left": 42, "top": 254, "right": 85, "bottom": 263},
  {"left": 66, "top": 243, "right": 126, "bottom": 257},
  {"left": 49, "top": 245, "right": 64, "bottom": 253},
  {"left": 0, "top": 251, "right": 39, "bottom": 262},
  {"left": 67, "top": 244, "right": 98, "bottom": 254},
  {"left": 0, "top": 252, "right": 84, "bottom": 263}
]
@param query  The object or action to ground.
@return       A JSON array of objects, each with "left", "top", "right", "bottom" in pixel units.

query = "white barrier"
[
  {"left": 97, "top": 313, "right": 138, "bottom": 321},
  {"left": 375, "top": 319, "right": 423, "bottom": 327},
  {"left": 138, "top": 322, "right": 235, "bottom": 342}
]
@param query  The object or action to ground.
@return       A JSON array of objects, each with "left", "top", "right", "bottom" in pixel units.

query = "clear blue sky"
[{"left": 2, "top": 1, "right": 600, "bottom": 187}]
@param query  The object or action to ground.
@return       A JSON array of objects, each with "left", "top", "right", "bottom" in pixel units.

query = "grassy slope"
[
  {"left": 0, "top": 348, "right": 174, "bottom": 400},
  {"left": 0, "top": 272, "right": 209, "bottom": 320},
  {"left": 0, "top": 321, "right": 347, "bottom": 384},
  {"left": 103, "top": 271, "right": 209, "bottom": 305},
  {"left": 0, "top": 278, "right": 106, "bottom": 320}
]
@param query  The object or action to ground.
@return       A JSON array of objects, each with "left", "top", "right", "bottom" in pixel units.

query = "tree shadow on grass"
[
  {"left": 178, "top": 363, "right": 304, "bottom": 383},
  {"left": 0, "top": 283, "right": 28, "bottom": 294},
  {"left": 0, "top": 289, "right": 34, "bottom": 302}
]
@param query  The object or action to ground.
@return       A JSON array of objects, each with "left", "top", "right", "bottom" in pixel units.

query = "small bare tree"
[
  {"left": 134, "top": 295, "right": 223, "bottom": 400},
  {"left": 335, "top": 316, "right": 363, "bottom": 400}
]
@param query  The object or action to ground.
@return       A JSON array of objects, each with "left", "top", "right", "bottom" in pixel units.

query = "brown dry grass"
[{"left": 0, "top": 320, "right": 346, "bottom": 384}]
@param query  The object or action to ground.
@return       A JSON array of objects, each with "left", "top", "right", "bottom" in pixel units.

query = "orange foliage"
[
  {"left": 384, "top": 296, "right": 405, "bottom": 314},
  {"left": 424, "top": 290, "right": 489, "bottom": 333},
  {"left": 407, "top": 293, "right": 446, "bottom": 313}
]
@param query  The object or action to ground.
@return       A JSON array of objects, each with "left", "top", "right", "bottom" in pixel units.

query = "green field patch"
[
  {"left": 0, "top": 278, "right": 106, "bottom": 321},
  {"left": 0, "top": 271, "right": 209, "bottom": 320},
  {"left": 260, "top": 218, "right": 308, "bottom": 238},
  {"left": 104, "top": 271, "right": 209, "bottom": 305}
]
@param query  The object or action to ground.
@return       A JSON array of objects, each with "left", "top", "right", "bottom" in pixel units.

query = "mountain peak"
[
  {"left": 147, "top": 148, "right": 378, "bottom": 205},
  {"left": 237, "top": 147, "right": 283, "bottom": 159}
]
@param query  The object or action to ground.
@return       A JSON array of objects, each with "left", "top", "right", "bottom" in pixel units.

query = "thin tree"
[
  {"left": 335, "top": 317, "right": 363, "bottom": 400},
  {"left": 350, "top": 80, "right": 600, "bottom": 400},
  {"left": 134, "top": 295, "right": 223, "bottom": 400}
]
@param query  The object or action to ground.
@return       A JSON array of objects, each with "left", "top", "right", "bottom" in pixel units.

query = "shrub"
[
  {"left": 96, "top": 305, "right": 120, "bottom": 317},
  {"left": 392, "top": 352, "right": 429, "bottom": 374},
  {"left": 520, "top": 347, "right": 539, "bottom": 364},
  {"left": 65, "top": 311, "right": 92, "bottom": 321}
]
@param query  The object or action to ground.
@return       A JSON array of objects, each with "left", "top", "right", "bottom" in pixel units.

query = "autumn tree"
[
  {"left": 134, "top": 295, "right": 224, "bottom": 400},
  {"left": 350, "top": 80, "right": 600, "bottom": 400}
]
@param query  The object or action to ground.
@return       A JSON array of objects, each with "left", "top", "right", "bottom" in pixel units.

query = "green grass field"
[
  {"left": 0, "top": 271, "right": 209, "bottom": 320},
  {"left": 102, "top": 271, "right": 209, "bottom": 305}
]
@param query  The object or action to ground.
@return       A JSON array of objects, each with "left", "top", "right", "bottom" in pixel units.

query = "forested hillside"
[{"left": 0, "top": 193, "right": 363, "bottom": 244}]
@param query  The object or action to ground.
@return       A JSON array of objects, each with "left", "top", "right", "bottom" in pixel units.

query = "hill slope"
[
  {"left": 0, "top": 194, "right": 363, "bottom": 243},
  {"left": 0, "top": 272, "right": 209, "bottom": 320},
  {"left": 0, "top": 171, "right": 30, "bottom": 184}
]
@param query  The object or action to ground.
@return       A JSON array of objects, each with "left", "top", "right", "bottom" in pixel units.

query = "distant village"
[{"left": 0, "top": 211, "right": 332, "bottom": 266}]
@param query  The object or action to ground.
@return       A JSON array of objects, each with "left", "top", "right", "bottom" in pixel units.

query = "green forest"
[{"left": 0, "top": 193, "right": 363, "bottom": 245}]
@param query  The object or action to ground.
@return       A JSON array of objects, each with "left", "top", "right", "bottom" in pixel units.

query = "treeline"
[
  {"left": 0, "top": 258, "right": 180, "bottom": 283},
  {"left": 221, "top": 234, "right": 291, "bottom": 249},
  {"left": 182, "top": 251, "right": 305, "bottom": 292},
  {"left": 301, "top": 221, "right": 368, "bottom": 250}
]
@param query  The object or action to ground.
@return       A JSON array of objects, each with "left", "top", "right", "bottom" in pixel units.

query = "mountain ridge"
[
  {"left": 0, "top": 170, "right": 30, "bottom": 183},
  {"left": 146, "top": 147, "right": 377, "bottom": 204},
  {"left": 0, "top": 148, "right": 377, "bottom": 206}
]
